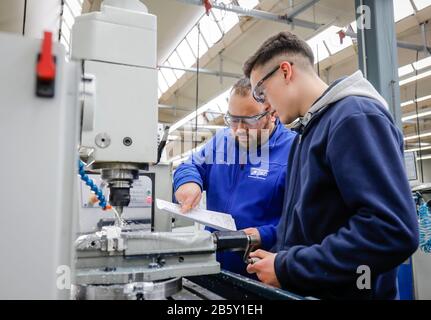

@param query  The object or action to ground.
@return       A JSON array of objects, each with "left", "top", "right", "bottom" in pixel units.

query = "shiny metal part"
[
  {"left": 74, "top": 229, "right": 220, "bottom": 285},
  {"left": 95, "top": 133, "right": 111, "bottom": 148},
  {"left": 72, "top": 277, "right": 182, "bottom": 300}
]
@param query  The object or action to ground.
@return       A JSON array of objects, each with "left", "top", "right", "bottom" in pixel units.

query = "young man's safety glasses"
[{"left": 252, "top": 62, "right": 294, "bottom": 104}]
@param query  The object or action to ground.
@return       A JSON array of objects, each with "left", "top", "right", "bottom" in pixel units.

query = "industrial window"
[
  {"left": 199, "top": 13, "right": 223, "bottom": 47},
  {"left": 238, "top": 0, "right": 259, "bottom": 9},
  {"left": 186, "top": 25, "right": 209, "bottom": 59},
  {"left": 167, "top": 51, "right": 186, "bottom": 78},
  {"left": 413, "top": 0, "right": 431, "bottom": 10},
  {"left": 60, "top": 0, "right": 83, "bottom": 53},
  {"left": 158, "top": 71, "right": 169, "bottom": 93},
  {"left": 307, "top": 29, "right": 331, "bottom": 63},
  {"left": 321, "top": 26, "right": 353, "bottom": 55},
  {"left": 393, "top": 0, "right": 415, "bottom": 22},
  {"left": 211, "top": 8, "right": 239, "bottom": 33},
  {"left": 160, "top": 67, "right": 177, "bottom": 87},
  {"left": 175, "top": 40, "right": 196, "bottom": 68}
]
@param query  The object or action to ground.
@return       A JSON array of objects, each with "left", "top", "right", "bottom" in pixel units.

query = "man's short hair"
[
  {"left": 231, "top": 77, "right": 252, "bottom": 97},
  {"left": 243, "top": 31, "right": 314, "bottom": 78}
]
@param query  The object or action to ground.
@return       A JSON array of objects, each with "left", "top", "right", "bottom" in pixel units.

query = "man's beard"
[{"left": 234, "top": 128, "right": 271, "bottom": 152}]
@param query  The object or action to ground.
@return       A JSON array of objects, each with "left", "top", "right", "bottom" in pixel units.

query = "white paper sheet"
[{"left": 156, "top": 199, "right": 237, "bottom": 231}]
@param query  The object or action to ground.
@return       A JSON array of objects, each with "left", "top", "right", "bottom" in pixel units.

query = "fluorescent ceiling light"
[
  {"left": 401, "top": 100, "right": 415, "bottom": 107},
  {"left": 399, "top": 69, "right": 431, "bottom": 86},
  {"left": 404, "top": 132, "right": 431, "bottom": 141},
  {"left": 402, "top": 109, "right": 431, "bottom": 122},
  {"left": 413, "top": 56, "right": 431, "bottom": 71},
  {"left": 417, "top": 155, "right": 431, "bottom": 161},
  {"left": 399, "top": 64, "right": 414, "bottom": 77},
  {"left": 401, "top": 94, "right": 431, "bottom": 108},
  {"left": 405, "top": 146, "right": 431, "bottom": 152}
]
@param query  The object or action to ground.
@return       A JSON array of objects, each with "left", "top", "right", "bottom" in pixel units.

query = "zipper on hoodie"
[
  {"left": 280, "top": 109, "right": 329, "bottom": 240},
  {"left": 280, "top": 132, "right": 304, "bottom": 239}
]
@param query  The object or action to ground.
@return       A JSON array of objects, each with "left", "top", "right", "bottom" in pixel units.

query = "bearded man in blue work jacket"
[
  {"left": 244, "top": 31, "right": 419, "bottom": 299},
  {"left": 173, "top": 77, "right": 296, "bottom": 278}
]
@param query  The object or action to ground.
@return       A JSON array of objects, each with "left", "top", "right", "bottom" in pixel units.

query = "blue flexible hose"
[{"left": 78, "top": 160, "right": 108, "bottom": 210}]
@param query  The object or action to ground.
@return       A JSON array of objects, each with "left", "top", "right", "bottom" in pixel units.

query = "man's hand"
[
  {"left": 242, "top": 228, "right": 262, "bottom": 249},
  {"left": 246, "top": 249, "right": 281, "bottom": 288},
  {"left": 175, "top": 182, "right": 202, "bottom": 213}
]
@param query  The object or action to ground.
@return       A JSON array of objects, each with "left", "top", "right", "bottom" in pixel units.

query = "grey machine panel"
[{"left": 0, "top": 32, "right": 80, "bottom": 299}]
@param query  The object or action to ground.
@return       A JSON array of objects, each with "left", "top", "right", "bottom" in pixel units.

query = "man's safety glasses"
[{"left": 224, "top": 110, "right": 269, "bottom": 128}]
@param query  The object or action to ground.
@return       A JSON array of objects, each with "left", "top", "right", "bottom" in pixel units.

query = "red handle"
[{"left": 37, "top": 31, "right": 55, "bottom": 81}]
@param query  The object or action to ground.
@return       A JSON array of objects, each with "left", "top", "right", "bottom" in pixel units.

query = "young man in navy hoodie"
[
  {"left": 173, "top": 78, "right": 296, "bottom": 278},
  {"left": 244, "top": 31, "right": 419, "bottom": 299}
]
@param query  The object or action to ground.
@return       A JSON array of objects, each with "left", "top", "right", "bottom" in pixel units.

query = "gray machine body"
[{"left": 0, "top": 32, "right": 80, "bottom": 299}]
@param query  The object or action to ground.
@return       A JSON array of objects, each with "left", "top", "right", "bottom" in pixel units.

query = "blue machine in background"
[{"left": 398, "top": 187, "right": 431, "bottom": 300}]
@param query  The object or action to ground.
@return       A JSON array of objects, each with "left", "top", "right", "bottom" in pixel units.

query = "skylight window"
[
  {"left": 166, "top": 52, "right": 186, "bottom": 78},
  {"left": 199, "top": 13, "right": 223, "bottom": 46},
  {"left": 174, "top": 40, "right": 195, "bottom": 68},
  {"left": 211, "top": 8, "right": 239, "bottom": 33},
  {"left": 238, "top": 0, "right": 259, "bottom": 9},
  {"left": 322, "top": 26, "right": 353, "bottom": 55},
  {"left": 186, "top": 26, "right": 209, "bottom": 59},
  {"left": 60, "top": 0, "right": 84, "bottom": 54},
  {"left": 413, "top": 0, "right": 431, "bottom": 10},
  {"left": 160, "top": 67, "right": 177, "bottom": 87},
  {"left": 307, "top": 28, "right": 331, "bottom": 62},
  {"left": 169, "top": 88, "right": 231, "bottom": 133},
  {"left": 393, "top": 0, "right": 415, "bottom": 22},
  {"left": 65, "top": 0, "right": 82, "bottom": 17},
  {"left": 158, "top": 71, "right": 169, "bottom": 93}
]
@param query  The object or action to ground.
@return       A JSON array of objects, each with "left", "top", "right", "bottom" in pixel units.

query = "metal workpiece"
[
  {"left": 76, "top": 227, "right": 217, "bottom": 254},
  {"left": 72, "top": 277, "right": 183, "bottom": 300},
  {"left": 74, "top": 227, "right": 220, "bottom": 285}
]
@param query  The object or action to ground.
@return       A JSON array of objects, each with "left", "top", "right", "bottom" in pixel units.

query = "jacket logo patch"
[{"left": 249, "top": 168, "right": 269, "bottom": 180}]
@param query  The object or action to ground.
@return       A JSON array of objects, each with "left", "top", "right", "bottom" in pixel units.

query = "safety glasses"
[
  {"left": 252, "top": 62, "right": 293, "bottom": 104},
  {"left": 224, "top": 110, "right": 270, "bottom": 128}
]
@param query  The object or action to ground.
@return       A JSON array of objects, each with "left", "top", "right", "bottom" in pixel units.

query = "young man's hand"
[
  {"left": 242, "top": 227, "right": 262, "bottom": 249},
  {"left": 175, "top": 182, "right": 202, "bottom": 213},
  {"left": 246, "top": 249, "right": 281, "bottom": 288}
]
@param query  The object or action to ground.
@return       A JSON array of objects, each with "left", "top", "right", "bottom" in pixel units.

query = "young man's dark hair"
[
  {"left": 245, "top": 31, "right": 419, "bottom": 300},
  {"left": 243, "top": 31, "right": 315, "bottom": 78}
]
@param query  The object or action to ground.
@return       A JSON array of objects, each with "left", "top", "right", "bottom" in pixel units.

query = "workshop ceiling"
[{"left": 1, "top": 0, "right": 431, "bottom": 163}]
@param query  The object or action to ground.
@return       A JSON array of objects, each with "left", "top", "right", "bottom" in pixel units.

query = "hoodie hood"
[{"left": 294, "top": 70, "right": 389, "bottom": 131}]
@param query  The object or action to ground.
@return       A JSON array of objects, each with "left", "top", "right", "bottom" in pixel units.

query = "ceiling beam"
[{"left": 176, "top": 0, "right": 322, "bottom": 30}]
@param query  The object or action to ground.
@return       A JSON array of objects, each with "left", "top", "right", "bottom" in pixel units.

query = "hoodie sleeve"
[
  {"left": 274, "top": 108, "right": 419, "bottom": 293},
  {"left": 173, "top": 139, "right": 212, "bottom": 192},
  {"left": 256, "top": 224, "right": 277, "bottom": 250}
]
